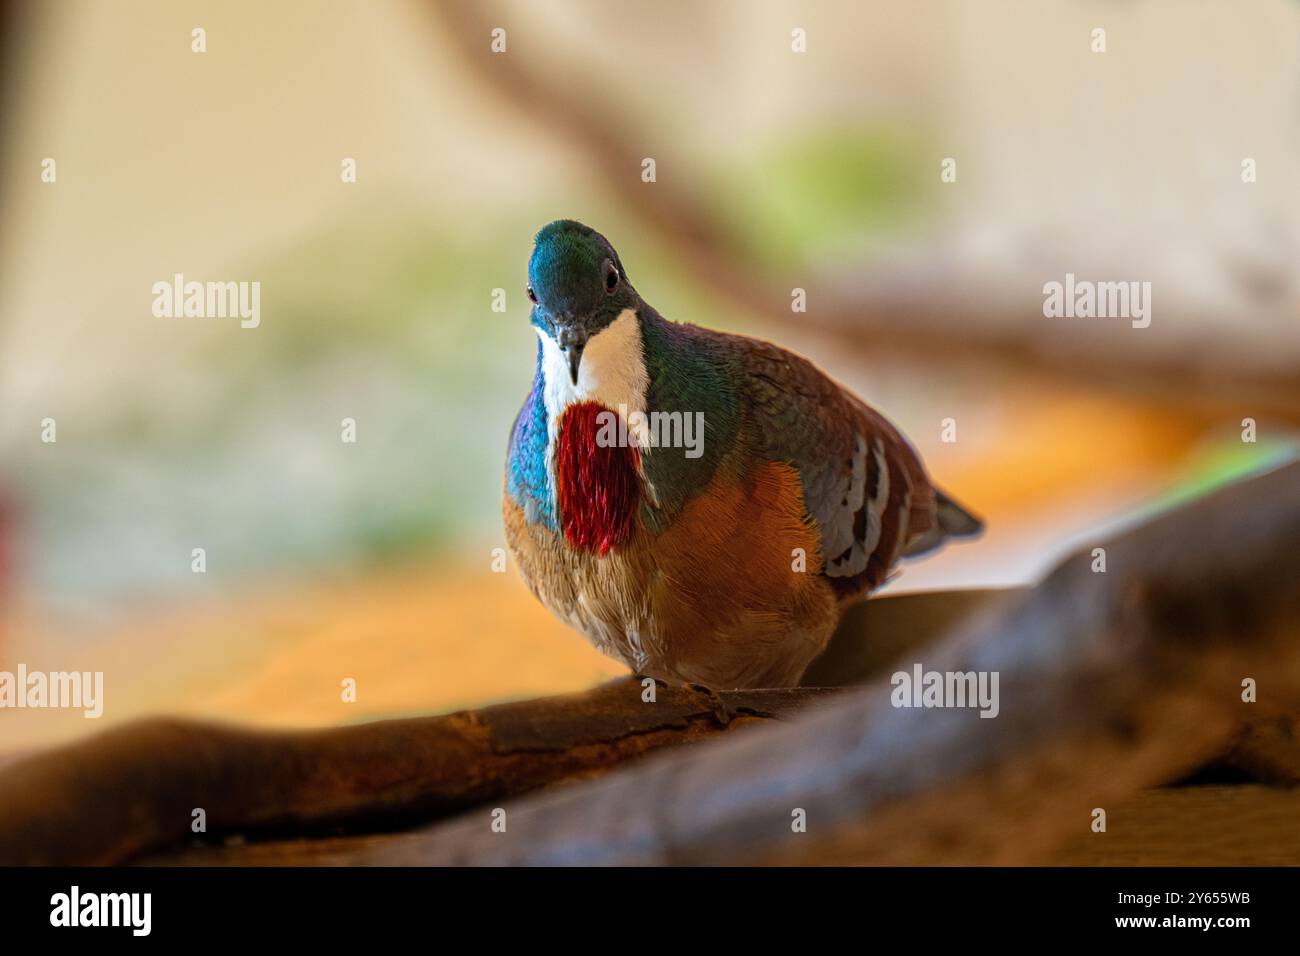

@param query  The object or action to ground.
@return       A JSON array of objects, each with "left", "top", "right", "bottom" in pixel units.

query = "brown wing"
[{"left": 737, "top": 336, "right": 939, "bottom": 598}]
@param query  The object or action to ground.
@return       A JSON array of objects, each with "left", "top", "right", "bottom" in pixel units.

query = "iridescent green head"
[{"left": 527, "top": 220, "right": 638, "bottom": 383}]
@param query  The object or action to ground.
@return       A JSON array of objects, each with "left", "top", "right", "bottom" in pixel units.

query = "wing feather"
[{"left": 738, "top": 339, "right": 938, "bottom": 597}]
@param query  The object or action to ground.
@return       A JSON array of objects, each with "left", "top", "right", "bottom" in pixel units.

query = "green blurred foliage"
[{"left": 708, "top": 126, "right": 935, "bottom": 269}]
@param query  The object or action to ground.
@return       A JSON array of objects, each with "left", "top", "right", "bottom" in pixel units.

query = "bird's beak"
[{"left": 557, "top": 327, "right": 588, "bottom": 385}]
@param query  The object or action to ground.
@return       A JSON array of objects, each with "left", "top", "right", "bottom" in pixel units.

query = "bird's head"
[{"left": 527, "top": 219, "right": 638, "bottom": 385}]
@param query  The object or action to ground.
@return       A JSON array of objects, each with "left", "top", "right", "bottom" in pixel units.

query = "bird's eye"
[
  {"left": 526, "top": 285, "right": 538, "bottom": 304},
  {"left": 604, "top": 263, "right": 619, "bottom": 294}
]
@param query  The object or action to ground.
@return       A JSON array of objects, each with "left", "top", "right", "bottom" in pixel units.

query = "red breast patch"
[{"left": 555, "top": 401, "right": 640, "bottom": 555}]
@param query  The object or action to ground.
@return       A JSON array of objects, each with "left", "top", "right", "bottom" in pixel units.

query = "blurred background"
[{"left": 1, "top": 0, "right": 1297, "bottom": 751}]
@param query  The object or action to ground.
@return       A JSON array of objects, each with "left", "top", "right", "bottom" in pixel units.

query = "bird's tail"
[
  {"left": 902, "top": 487, "right": 984, "bottom": 558},
  {"left": 935, "top": 488, "right": 983, "bottom": 538}
]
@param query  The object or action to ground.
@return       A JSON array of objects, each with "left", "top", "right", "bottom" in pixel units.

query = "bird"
[{"left": 503, "top": 219, "right": 982, "bottom": 689}]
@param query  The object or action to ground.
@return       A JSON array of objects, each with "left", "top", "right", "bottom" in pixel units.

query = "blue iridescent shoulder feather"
[{"left": 505, "top": 340, "right": 557, "bottom": 530}]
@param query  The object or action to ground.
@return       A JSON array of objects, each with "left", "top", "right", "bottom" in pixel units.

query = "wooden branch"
[
  {"left": 271, "top": 459, "right": 1300, "bottom": 865},
  {"left": 1217, "top": 711, "right": 1300, "bottom": 786},
  {"left": 7, "top": 454, "right": 1298, "bottom": 867},
  {"left": 1050, "top": 786, "right": 1300, "bottom": 866},
  {"left": 424, "top": 1, "right": 1300, "bottom": 423},
  {"left": 0, "top": 588, "right": 1000, "bottom": 866},
  {"left": 0, "top": 585, "right": 993, "bottom": 866},
  {"left": 0, "top": 681, "right": 836, "bottom": 865},
  {"left": 145, "top": 780, "right": 1300, "bottom": 867},
  {"left": 801, "top": 587, "right": 1026, "bottom": 687}
]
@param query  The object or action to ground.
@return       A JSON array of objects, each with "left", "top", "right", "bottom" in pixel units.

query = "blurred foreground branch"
[{"left": 258, "top": 459, "right": 1299, "bottom": 865}]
